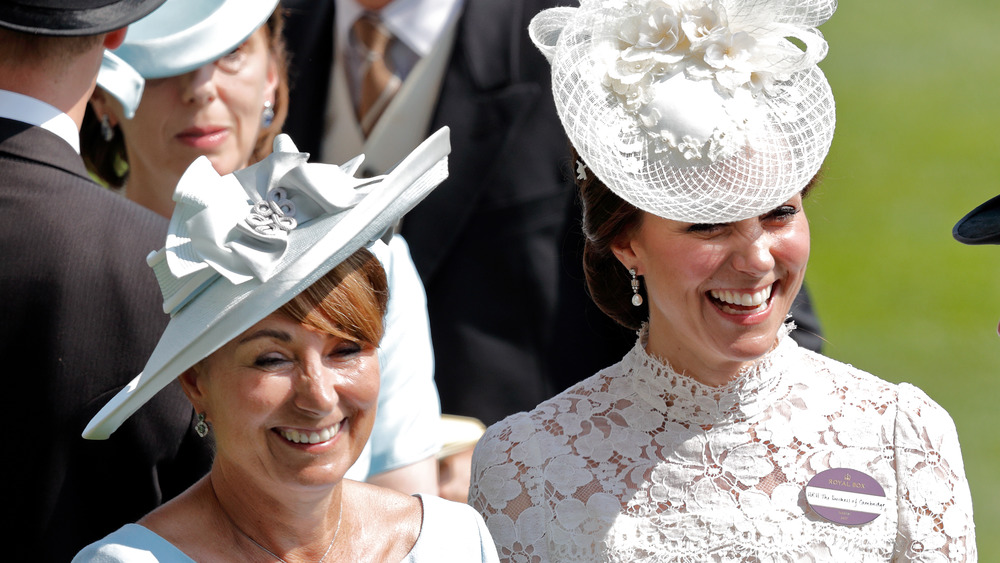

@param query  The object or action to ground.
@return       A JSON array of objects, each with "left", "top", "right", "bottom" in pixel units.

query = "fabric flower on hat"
[
  {"left": 153, "top": 136, "right": 382, "bottom": 314},
  {"left": 596, "top": 0, "right": 826, "bottom": 163}
]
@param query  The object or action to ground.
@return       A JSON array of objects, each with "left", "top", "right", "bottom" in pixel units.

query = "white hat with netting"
[{"left": 530, "top": 0, "right": 837, "bottom": 223}]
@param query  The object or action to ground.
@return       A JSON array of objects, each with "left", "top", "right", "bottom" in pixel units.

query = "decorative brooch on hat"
[{"left": 150, "top": 135, "right": 388, "bottom": 316}]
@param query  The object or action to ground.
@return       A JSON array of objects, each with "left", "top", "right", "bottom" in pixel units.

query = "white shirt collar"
[
  {"left": 336, "top": 0, "right": 464, "bottom": 57},
  {"left": 0, "top": 89, "right": 80, "bottom": 153}
]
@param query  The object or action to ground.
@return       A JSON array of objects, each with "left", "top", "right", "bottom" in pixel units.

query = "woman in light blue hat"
[
  {"left": 74, "top": 129, "right": 499, "bottom": 562},
  {"left": 83, "top": 0, "right": 443, "bottom": 497},
  {"left": 84, "top": 0, "right": 286, "bottom": 214}
]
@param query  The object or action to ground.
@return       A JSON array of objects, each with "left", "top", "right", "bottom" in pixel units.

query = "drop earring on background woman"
[
  {"left": 194, "top": 412, "right": 209, "bottom": 438},
  {"left": 261, "top": 100, "right": 274, "bottom": 128},
  {"left": 630, "top": 268, "right": 642, "bottom": 307},
  {"left": 100, "top": 114, "right": 114, "bottom": 142}
]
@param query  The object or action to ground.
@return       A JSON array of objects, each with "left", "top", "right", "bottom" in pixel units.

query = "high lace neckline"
[
  {"left": 625, "top": 323, "right": 796, "bottom": 426},
  {"left": 470, "top": 322, "right": 977, "bottom": 562}
]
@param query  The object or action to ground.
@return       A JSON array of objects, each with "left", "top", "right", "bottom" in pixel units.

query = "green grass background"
[{"left": 810, "top": 0, "right": 1000, "bottom": 554}]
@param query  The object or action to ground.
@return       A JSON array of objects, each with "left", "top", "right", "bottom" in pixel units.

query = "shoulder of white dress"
[
  {"left": 72, "top": 524, "right": 191, "bottom": 563},
  {"left": 411, "top": 494, "right": 499, "bottom": 562},
  {"left": 417, "top": 492, "right": 477, "bottom": 518},
  {"left": 789, "top": 344, "right": 899, "bottom": 394},
  {"left": 894, "top": 382, "right": 958, "bottom": 431}
]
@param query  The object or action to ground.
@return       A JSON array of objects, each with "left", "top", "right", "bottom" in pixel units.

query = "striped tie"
[{"left": 353, "top": 13, "right": 401, "bottom": 137}]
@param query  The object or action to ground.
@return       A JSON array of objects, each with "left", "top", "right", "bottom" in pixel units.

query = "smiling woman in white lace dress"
[{"left": 467, "top": 0, "right": 977, "bottom": 561}]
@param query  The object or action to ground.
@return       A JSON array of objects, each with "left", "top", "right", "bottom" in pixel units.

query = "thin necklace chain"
[{"left": 211, "top": 478, "right": 343, "bottom": 563}]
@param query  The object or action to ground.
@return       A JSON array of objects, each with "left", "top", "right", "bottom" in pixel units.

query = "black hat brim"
[
  {"left": 953, "top": 194, "right": 1000, "bottom": 245},
  {"left": 0, "top": 0, "right": 165, "bottom": 36}
]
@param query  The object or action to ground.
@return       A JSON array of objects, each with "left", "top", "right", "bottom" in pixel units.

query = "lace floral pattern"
[{"left": 469, "top": 328, "right": 976, "bottom": 562}]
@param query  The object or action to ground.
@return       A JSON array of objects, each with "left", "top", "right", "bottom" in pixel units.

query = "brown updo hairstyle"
[
  {"left": 575, "top": 148, "right": 647, "bottom": 331},
  {"left": 578, "top": 149, "right": 823, "bottom": 332},
  {"left": 278, "top": 247, "right": 389, "bottom": 346},
  {"left": 81, "top": 7, "right": 290, "bottom": 188}
]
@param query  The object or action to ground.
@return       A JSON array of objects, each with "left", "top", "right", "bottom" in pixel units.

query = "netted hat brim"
[
  {"left": 563, "top": 67, "right": 835, "bottom": 223},
  {"left": 532, "top": 1, "right": 836, "bottom": 223}
]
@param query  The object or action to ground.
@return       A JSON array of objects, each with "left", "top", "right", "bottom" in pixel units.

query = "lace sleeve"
[
  {"left": 470, "top": 413, "right": 557, "bottom": 563},
  {"left": 470, "top": 348, "right": 980, "bottom": 563},
  {"left": 892, "top": 383, "right": 976, "bottom": 561}
]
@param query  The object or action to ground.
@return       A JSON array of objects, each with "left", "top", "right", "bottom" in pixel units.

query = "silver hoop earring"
[
  {"left": 100, "top": 114, "right": 114, "bottom": 142},
  {"left": 630, "top": 268, "right": 643, "bottom": 307},
  {"left": 261, "top": 100, "right": 275, "bottom": 128},
  {"left": 195, "top": 412, "right": 209, "bottom": 438}
]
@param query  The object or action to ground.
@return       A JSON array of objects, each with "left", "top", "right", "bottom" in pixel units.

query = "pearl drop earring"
[{"left": 630, "top": 268, "right": 643, "bottom": 307}]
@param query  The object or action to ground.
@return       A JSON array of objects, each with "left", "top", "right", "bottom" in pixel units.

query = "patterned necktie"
[{"left": 352, "top": 13, "right": 401, "bottom": 137}]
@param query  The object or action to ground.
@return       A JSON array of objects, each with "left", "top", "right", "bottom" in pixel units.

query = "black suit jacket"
[
  {"left": 284, "top": 0, "right": 634, "bottom": 425},
  {"left": 0, "top": 119, "right": 213, "bottom": 561},
  {"left": 282, "top": 0, "right": 822, "bottom": 424}
]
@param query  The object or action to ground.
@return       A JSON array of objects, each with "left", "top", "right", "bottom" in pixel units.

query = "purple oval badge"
[{"left": 805, "top": 468, "right": 887, "bottom": 526}]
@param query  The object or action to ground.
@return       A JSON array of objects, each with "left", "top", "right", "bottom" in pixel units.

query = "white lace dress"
[{"left": 469, "top": 328, "right": 976, "bottom": 562}]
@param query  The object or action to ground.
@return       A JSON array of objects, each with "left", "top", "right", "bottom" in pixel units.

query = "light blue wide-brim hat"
[
  {"left": 98, "top": 0, "right": 279, "bottom": 118},
  {"left": 83, "top": 127, "right": 452, "bottom": 440}
]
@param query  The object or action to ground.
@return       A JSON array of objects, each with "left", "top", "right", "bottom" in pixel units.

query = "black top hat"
[
  {"left": 0, "top": 0, "right": 166, "bottom": 36},
  {"left": 953, "top": 194, "right": 1000, "bottom": 245}
]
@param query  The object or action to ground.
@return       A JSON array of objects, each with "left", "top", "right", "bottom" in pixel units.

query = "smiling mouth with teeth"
[
  {"left": 278, "top": 421, "right": 342, "bottom": 445},
  {"left": 708, "top": 284, "right": 774, "bottom": 315}
]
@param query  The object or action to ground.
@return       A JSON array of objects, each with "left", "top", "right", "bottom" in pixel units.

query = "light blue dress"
[
  {"left": 73, "top": 495, "right": 500, "bottom": 562},
  {"left": 349, "top": 236, "right": 441, "bottom": 479}
]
